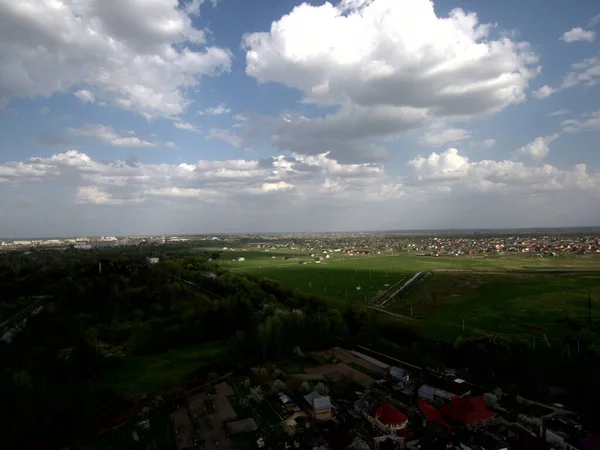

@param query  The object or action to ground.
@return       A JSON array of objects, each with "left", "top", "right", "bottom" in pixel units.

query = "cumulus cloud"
[
  {"left": 550, "top": 109, "right": 570, "bottom": 116},
  {"left": 419, "top": 128, "right": 471, "bottom": 147},
  {"left": 242, "top": 0, "right": 539, "bottom": 162},
  {"left": 198, "top": 103, "right": 231, "bottom": 116},
  {"left": 174, "top": 121, "right": 202, "bottom": 133},
  {"left": 74, "top": 90, "right": 95, "bottom": 104},
  {"left": 560, "top": 27, "right": 596, "bottom": 43},
  {"left": 533, "top": 85, "right": 555, "bottom": 99},
  {"left": 0, "top": 0, "right": 231, "bottom": 118},
  {"left": 408, "top": 148, "right": 599, "bottom": 195},
  {"left": 538, "top": 56, "right": 600, "bottom": 98},
  {"left": 205, "top": 128, "right": 244, "bottom": 148},
  {"left": 516, "top": 134, "right": 559, "bottom": 162},
  {"left": 562, "top": 109, "right": 600, "bottom": 133},
  {"left": 0, "top": 149, "right": 599, "bottom": 235},
  {"left": 69, "top": 124, "right": 173, "bottom": 148}
]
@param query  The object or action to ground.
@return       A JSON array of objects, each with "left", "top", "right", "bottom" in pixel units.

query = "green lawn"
[
  {"left": 390, "top": 271, "right": 600, "bottom": 339},
  {"left": 97, "top": 341, "right": 230, "bottom": 398},
  {"left": 232, "top": 251, "right": 600, "bottom": 341}
]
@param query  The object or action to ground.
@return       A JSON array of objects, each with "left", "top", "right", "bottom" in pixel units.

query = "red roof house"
[
  {"left": 441, "top": 396, "right": 495, "bottom": 426},
  {"left": 376, "top": 403, "right": 408, "bottom": 428},
  {"left": 419, "top": 400, "right": 453, "bottom": 434}
]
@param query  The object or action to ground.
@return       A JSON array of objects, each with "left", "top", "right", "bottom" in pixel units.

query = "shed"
[{"left": 390, "top": 366, "right": 409, "bottom": 381}]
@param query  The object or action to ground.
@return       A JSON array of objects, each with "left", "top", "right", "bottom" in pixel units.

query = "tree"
[
  {"left": 248, "top": 386, "right": 264, "bottom": 404},
  {"left": 483, "top": 393, "right": 499, "bottom": 408},
  {"left": 271, "top": 379, "right": 287, "bottom": 394},
  {"left": 348, "top": 437, "right": 370, "bottom": 450},
  {"left": 314, "top": 382, "right": 329, "bottom": 396}
]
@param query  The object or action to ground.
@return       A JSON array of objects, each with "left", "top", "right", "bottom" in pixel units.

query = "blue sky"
[{"left": 1, "top": 0, "right": 599, "bottom": 238}]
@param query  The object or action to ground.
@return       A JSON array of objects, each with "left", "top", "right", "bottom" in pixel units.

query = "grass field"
[
  {"left": 97, "top": 341, "right": 229, "bottom": 398},
  {"left": 228, "top": 250, "right": 600, "bottom": 341},
  {"left": 389, "top": 271, "right": 600, "bottom": 340}
]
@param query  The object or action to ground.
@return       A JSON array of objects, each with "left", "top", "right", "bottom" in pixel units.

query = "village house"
[
  {"left": 304, "top": 392, "right": 332, "bottom": 421},
  {"left": 441, "top": 396, "right": 495, "bottom": 427},
  {"left": 354, "top": 394, "right": 409, "bottom": 436},
  {"left": 389, "top": 366, "right": 409, "bottom": 383}
]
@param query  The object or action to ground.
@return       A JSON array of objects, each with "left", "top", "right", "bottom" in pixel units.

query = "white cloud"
[
  {"left": 560, "top": 27, "right": 596, "bottom": 43},
  {"left": 550, "top": 109, "right": 570, "bottom": 116},
  {"left": 562, "top": 56, "right": 600, "bottom": 89},
  {"left": 174, "top": 121, "right": 201, "bottom": 133},
  {"left": 74, "top": 90, "right": 95, "bottom": 104},
  {"left": 419, "top": 128, "right": 471, "bottom": 147},
  {"left": 76, "top": 186, "right": 132, "bottom": 205},
  {"left": 1, "top": 149, "right": 599, "bottom": 235},
  {"left": 183, "top": 0, "right": 217, "bottom": 16},
  {"left": 205, "top": 128, "right": 243, "bottom": 148},
  {"left": 533, "top": 56, "right": 600, "bottom": 99},
  {"left": 533, "top": 85, "right": 555, "bottom": 99},
  {"left": 408, "top": 148, "right": 599, "bottom": 194},
  {"left": 258, "top": 181, "right": 295, "bottom": 193},
  {"left": 0, "top": 0, "right": 231, "bottom": 118},
  {"left": 516, "top": 134, "right": 559, "bottom": 162},
  {"left": 242, "top": 0, "right": 539, "bottom": 162},
  {"left": 482, "top": 139, "right": 496, "bottom": 148},
  {"left": 198, "top": 103, "right": 231, "bottom": 116},
  {"left": 589, "top": 14, "right": 600, "bottom": 28},
  {"left": 40, "top": 106, "right": 50, "bottom": 115},
  {"left": 69, "top": 124, "right": 172, "bottom": 148},
  {"left": 562, "top": 109, "right": 600, "bottom": 133}
]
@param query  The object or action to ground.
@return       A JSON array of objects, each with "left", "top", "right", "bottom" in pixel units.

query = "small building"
[
  {"left": 441, "top": 396, "right": 495, "bottom": 427},
  {"left": 146, "top": 257, "right": 160, "bottom": 264},
  {"left": 390, "top": 366, "right": 409, "bottom": 382},
  {"left": 304, "top": 392, "right": 332, "bottom": 421},
  {"left": 375, "top": 403, "right": 409, "bottom": 435},
  {"left": 418, "top": 384, "right": 455, "bottom": 404},
  {"left": 236, "top": 257, "right": 245, "bottom": 262},
  {"left": 355, "top": 394, "right": 408, "bottom": 436}
]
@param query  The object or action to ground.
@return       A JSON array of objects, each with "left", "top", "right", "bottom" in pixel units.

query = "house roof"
[
  {"left": 279, "top": 393, "right": 292, "bottom": 404},
  {"left": 441, "top": 396, "right": 495, "bottom": 425},
  {"left": 390, "top": 366, "right": 408, "bottom": 378},
  {"left": 375, "top": 403, "right": 408, "bottom": 426},
  {"left": 304, "top": 391, "right": 322, "bottom": 405},
  {"left": 418, "top": 400, "right": 443, "bottom": 422},
  {"left": 313, "top": 396, "right": 331, "bottom": 412}
]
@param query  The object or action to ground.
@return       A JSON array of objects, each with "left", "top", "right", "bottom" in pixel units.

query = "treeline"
[
  {"left": 2, "top": 249, "right": 599, "bottom": 447},
  {"left": 0, "top": 250, "right": 366, "bottom": 448}
]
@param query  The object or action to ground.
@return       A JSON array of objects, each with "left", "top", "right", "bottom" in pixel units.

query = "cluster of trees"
[
  {"left": 2, "top": 246, "right": 600, "bottom": 446},
  {"left": 0, "top": 248, "right": 375, "bottom": 448}
]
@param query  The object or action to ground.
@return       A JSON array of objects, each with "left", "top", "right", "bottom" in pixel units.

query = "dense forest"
[{"left": 1, "top": 247, "right": 599, "bottom": 448}]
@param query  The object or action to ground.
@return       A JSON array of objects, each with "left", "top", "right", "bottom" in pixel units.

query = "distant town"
[{"left": 2, "top": 231, "right": 600, "bottom": 257}]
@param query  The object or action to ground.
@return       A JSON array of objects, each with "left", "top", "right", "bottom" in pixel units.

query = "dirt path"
[{"left": 328, "top": 347, "right": 385, "bottom": 372}]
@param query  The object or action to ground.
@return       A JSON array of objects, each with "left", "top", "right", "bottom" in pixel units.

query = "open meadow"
[{"left": 225, "top": 249, "right": 600, "bottom": 341}]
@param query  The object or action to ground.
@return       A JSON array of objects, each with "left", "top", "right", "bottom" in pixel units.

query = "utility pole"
[{"left": 588, "top": 293, "right": 592, "bottom": 327}]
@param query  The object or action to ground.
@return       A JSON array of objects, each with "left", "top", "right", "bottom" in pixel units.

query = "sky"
[{"left": 1, "top": 0, "right": 600, "bottom": 238}]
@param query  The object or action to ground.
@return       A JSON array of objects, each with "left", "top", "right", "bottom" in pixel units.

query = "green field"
[
  {"left": 97, "top": 341, "right": 229, "bottom": 398},
  {"left": 229, "top": 250, "right": 600, "bottom": 340},
  {"left": 390, "top": 271, "right": 600, "bottom": 339}
]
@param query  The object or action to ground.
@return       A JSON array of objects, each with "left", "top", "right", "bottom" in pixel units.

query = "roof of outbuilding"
[
  {"left": 376, "top": 403, "right": 408, "bottom": 425},
  {"left": 313, "top": 396, "right": 331, "bottom": 411}
]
